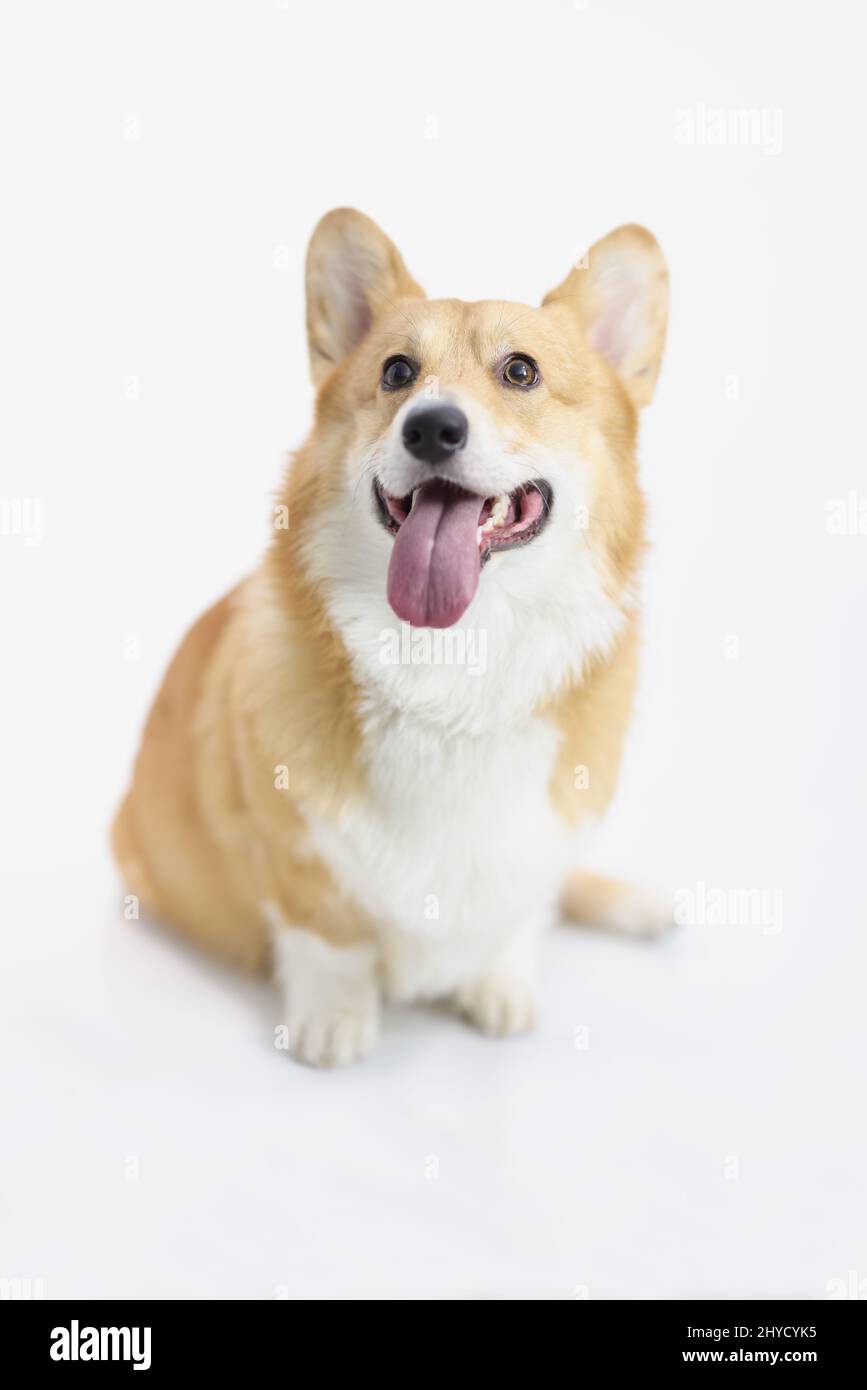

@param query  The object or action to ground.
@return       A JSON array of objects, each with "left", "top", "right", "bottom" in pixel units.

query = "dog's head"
[{"left": 287, "top": 209, "right": 667, "bottom": 710}]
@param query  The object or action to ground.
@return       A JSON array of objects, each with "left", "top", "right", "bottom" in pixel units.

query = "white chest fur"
[{"left": 301, "top": 702, "right": 583, "bottom": 1000}]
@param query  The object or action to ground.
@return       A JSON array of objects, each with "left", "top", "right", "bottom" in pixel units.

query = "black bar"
[{"left": 2, "top": 1299, "right": 863, "bottom": 1373}]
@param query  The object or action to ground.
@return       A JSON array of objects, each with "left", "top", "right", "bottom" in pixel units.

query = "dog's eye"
[
  {"left": 501, "top": 354, "right": 540, "bottom": 388},
  {"left": 381, "top": 356, "right": 418, "bottom": 390}
]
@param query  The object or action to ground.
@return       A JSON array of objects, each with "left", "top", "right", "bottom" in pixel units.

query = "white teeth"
[
  {"left": 477, "top": 493, "right": 510, "bottom": 546},
  {"left": 490, "top": 492, "right": 510, "bottom": 525}
]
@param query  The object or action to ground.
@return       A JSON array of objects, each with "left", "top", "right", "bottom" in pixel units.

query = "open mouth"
[
  {"left": 374, "top": 478, "right": 552, "bottom": 556},
  {"left": 373, "top": 477, "right": 553, "bottom": 629}
]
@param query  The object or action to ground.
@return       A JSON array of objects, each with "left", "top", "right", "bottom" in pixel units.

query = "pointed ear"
[
  {"left": 305, "top": 209, "right": 424, "bottom": 387},
  {"left": 543, "top": 225, "right": 668, "bottom": 408}
]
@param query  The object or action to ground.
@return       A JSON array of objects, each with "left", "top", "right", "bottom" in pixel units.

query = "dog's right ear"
[
  {"left": 543, "top": 225, "right": 668, "bottom": 409},
  {"left": 305, "top": 209, "right": 424, "bottom": 387}
]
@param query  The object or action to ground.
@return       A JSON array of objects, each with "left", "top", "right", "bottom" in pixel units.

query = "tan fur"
[
  {"left": 112, "top": 590, "right": 268, "bottom": 968},
  {"left": 112, "top": 209, "right": 668, "bottom": 973},
  {"left": 113, "top": 560, "right": 374, "bottom": 970},
  {"left": 561, "top": 868, "right": 650, "bottom": 928},
  {"left": 546, "top": 614, "right": 641, "bottom": 826}
]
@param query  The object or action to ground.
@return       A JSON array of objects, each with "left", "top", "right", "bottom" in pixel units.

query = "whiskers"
[
  {"left": 524, "top": 479, "right": 553, "bottom": 517},
  {"left": 310, "top": 446, "right": 384, "bottom": 554},
  {"left": 348, "top": 447, "right": 382, "bottom": 514}
]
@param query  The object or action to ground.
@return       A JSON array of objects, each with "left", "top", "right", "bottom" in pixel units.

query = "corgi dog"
[{"left": 112, "top": 209, "right": 670, "bottom": 1067}]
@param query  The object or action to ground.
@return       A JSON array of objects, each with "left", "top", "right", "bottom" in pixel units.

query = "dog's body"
[{"left": 113, "top": 209, "right": 669, "bottom": 1065}]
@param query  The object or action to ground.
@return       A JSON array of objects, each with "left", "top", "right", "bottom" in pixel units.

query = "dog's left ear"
[
  {"left": 543, "top": 225, "right": 668, "bottom": 408},
  {"left": 305, "top": 208, "right": 425, "bottom": 387}
]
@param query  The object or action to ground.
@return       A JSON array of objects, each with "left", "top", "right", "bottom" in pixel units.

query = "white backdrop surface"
[{"left": 1, "top": 0, "right": 865, "bottom": 1299}]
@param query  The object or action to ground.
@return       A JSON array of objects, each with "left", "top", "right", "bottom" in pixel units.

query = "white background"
[{"left": 2, "top": 0, "right": 865, "bottom": 1299}]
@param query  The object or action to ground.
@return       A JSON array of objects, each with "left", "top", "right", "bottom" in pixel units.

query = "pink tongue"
[{"left": 387, "top": 480, "right": 484, "bottom": 628}]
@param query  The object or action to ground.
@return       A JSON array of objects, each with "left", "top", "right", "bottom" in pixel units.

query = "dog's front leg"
[
  {"left": 453, "top": 920, "right": 543, "bottom": 1038},
  {"left": 268, "top": 913, "right": 381, "bottom": 1068}
]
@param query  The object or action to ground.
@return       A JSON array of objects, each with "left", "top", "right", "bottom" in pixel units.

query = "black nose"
[{"left": 402, "top": 404, "right": 468, "bottom": 466}]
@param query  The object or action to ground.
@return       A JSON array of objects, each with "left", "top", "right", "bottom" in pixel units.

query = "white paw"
[
  {"left": 286, "top": 1006, "right": 379, "bottom": 1068},
  {"left": 606, "top": 887, "right": 676, "bottom": 938},
  {"left": 455, "top": 976, "right": 538, "bottom": 1038},
  {"left": 269, "top": 920, "right": 381, "bottom": 1069}
]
